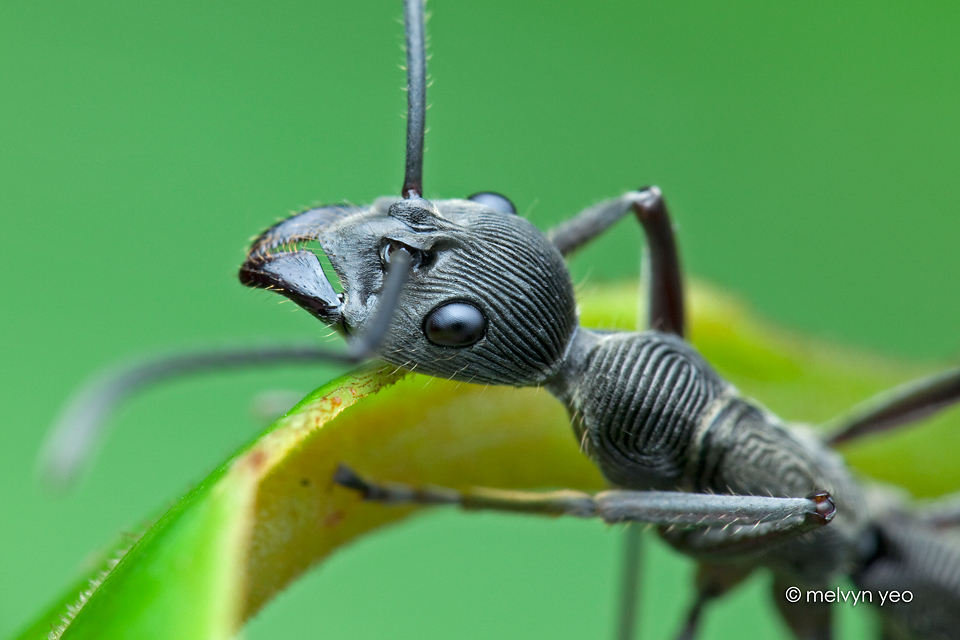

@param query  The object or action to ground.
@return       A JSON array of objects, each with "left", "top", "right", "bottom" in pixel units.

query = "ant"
[{"left": 38, "top": 2, "right": 960, "bottom": 638}]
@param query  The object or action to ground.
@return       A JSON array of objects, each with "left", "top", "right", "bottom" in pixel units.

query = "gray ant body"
[{"left": 44, "top": 1, "right": 960, "bottom": 638}]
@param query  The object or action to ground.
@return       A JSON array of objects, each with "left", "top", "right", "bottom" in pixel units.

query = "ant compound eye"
[
  {"left": 467, "top": 192, "right": 517, "bottom": 215},
  {"left": 424, "top": 301, "right": 486, "bottom": 347}
]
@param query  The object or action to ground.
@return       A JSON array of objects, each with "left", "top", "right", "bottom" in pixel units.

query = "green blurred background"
[{"left": 1, "top": 0, "right": 958, "bottom": 638}]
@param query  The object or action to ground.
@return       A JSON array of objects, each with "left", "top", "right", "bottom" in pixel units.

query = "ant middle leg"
[{"left": 673, "top": 563, "right": 754, "bottom": 640}]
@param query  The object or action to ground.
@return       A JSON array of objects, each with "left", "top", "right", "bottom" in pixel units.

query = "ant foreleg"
[
  {"left": 333, "top": 464, "right": 835, "bottom": 530},
  {"left": 40, "top": 252, "right": 412, "bottom": 486},
  {"left": 546, "top": 187, "right": 685, "bottom": 336},
  {"left": 38, "top": 344, "right": 343, "bottom": 486},
  {"left": 335, "top": 459, "right": 835, "bottom": 638},
  {"left": 824, "top": 365, "right": 960, "bottom": 446},
  {"left": 659, "top": 491, "right": 836, "bottom": 558}
]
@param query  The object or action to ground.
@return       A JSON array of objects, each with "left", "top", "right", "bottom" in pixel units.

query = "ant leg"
[
  {"left": 334, "top": 464, "right": 835, "bottom": 531},
  {"left": 548, "top": 188, "right": 684, "bottom": 638},
  {"left": 40, "top": 252, "right": 412, "bottom": 486},
  {"left": 336, "top": 464, "right": 834, "bottom": 639},
  {"left": 547, "top": 187, "right": 685, "bottom": 336},
  {"left": 824, "top": 366, "right": 960, "bottom": 446},
  {"left": 617, "top": 525, "right": 642, "bottom": 640},
  {"left": 38, "top": 344, "right": 340, "bottom": 486},
  {"left": 660, "top": 501, "right": 837, "bottom": 558},
  {"left": 673, "top": 591, "right": 708, "bottom": 640},
  {"left": 916, "top": 491, "right": 960, "bottom": 528},
  {"left": 673, "top": 564, "right": 753, "bottom": 640}
]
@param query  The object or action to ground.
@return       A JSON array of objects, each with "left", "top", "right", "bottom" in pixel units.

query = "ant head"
[
  {"left": 240, "top": 195, "right": 578, "bottom": 385},
  {"left": 240, "top": 0, "right": 576, "bottom": 385}
]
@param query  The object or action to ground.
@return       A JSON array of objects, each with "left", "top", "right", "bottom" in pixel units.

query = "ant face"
[{"left": 241, "top": 196, "right": 577, "bottom": 386}]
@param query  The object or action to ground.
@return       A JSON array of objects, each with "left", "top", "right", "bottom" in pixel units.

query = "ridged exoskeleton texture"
[
  {"left": 690, "top": 398, "right": 869, "bottom": 581},
  {"left": 563, "top": 331, "right": 728, "bottom": 491},
  {"left": 387, "top": 206, "right": 577, "bottom": 385},
  {"left": 301, "top": 197, "right": 579, "bottom": 387},
  {"left": 855, "top": 514, "right": 960, "bottom": 639},
  {"left": 241, "top": 197, "right": 577, "bottom": 386},
  {"left": 554, "top": 328, "right": 870, "bottom": 582}
]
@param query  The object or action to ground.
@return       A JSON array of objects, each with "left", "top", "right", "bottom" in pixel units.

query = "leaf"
[{"left": 13, "top": 281, "right": 960, "bottom": 639}]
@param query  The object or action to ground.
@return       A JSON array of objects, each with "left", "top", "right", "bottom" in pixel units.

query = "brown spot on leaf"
[
  {"left": 323, "top": 510, "right": 345, "bottom": 528},
  {"left": 246, "top": 449, "right": 267, "bottom": 471}
]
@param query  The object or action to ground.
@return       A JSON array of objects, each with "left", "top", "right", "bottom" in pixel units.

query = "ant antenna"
[{"left": 402, "top": 0, "right": 426, "bottom": 199}]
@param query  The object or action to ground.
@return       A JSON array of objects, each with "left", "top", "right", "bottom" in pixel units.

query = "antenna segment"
[{"left": 402, "top": 0, "right": 426, "bottom": 199}]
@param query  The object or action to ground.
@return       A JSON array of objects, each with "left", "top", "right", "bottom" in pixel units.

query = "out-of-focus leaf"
[{"left": 14, "top": 280, "right": 960, "bottom": 639}]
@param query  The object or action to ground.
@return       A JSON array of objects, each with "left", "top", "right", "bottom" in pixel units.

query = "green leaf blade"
[{"left": 14, "top": 281, "right": 960, "bottom": 639}]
